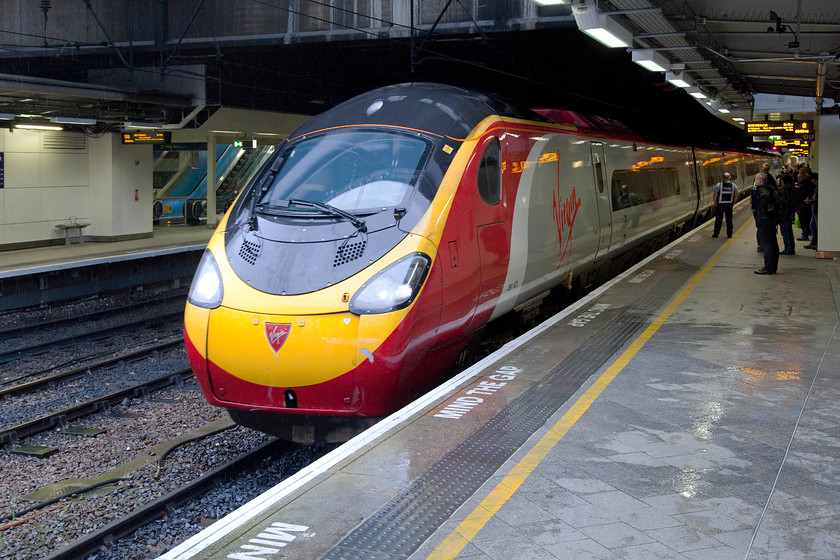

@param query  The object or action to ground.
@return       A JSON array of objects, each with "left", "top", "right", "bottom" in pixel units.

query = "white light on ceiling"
[
  {"left": 51, "top": 116, "right": 96, "bottom": 125},
  {"left": 531, "top": 0, "right": 567, "bottom": 5},
  {"left": 127, "top": 121, "right": 164, "bottom": 129},
  {"left": 631, "top": 49, "right": 669, "bottom": 72},
  {"left": 665, "top": 71, "right": 692, "bottom": 88},
  {"left": 575, "top": 10, "right": 632, "bottom": 48},
  {"left": 15, "top": 124, "right": 63, "bottom": 131},
  {"left": 685, "top": 86, "right": 707, "bottom": 99}
]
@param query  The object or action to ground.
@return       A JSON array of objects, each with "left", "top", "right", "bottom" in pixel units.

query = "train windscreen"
[{"left": 258, "top": 130, "right": 432, "bottom": 213}]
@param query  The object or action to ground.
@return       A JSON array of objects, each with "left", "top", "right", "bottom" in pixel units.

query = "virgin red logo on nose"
[{"left": 265, "top": 323, "right": 292, "bottom": 353}]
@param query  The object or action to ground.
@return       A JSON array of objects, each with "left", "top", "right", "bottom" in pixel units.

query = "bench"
[{"left": 54, "top": 219, "right": 91, "bottom": 245}]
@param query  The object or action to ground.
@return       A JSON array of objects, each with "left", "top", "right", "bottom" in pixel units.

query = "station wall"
[{"left": 0, "top": 130, "right": 153, "bottom": 249}]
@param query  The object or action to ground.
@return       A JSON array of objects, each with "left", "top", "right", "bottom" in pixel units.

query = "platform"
[
  {"left": 0, "top": 224, "right": 212, "bottom": 278},
  {"left": 161, "top": 203, "right": 840, "bottom": 560}
]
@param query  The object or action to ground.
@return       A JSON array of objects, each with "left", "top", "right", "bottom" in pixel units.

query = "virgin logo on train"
[
  {"left": 553, "top": 183, "right": 582, "bottom": 269},
  {"left": 265, "top": 323, "right": 292, "bottom": 353}
]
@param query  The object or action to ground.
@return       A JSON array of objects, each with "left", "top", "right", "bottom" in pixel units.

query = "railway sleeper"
[{"left": 5, "top": 431, "right": 59, "bottom": 458}]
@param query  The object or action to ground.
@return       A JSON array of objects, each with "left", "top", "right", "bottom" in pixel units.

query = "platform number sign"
[{"left": 0, "top": 152, "right": 4, "bottom": 188}]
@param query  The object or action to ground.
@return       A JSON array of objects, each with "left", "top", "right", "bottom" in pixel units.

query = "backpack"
[
  {"left": 759, "top": 184, "right": 783, "bottom": 224},
  {"left": 775, "top": 184, "right": 791, "bottom": 218}
]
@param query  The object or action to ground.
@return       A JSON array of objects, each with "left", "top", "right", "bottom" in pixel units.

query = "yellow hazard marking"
[{"left": 426, "top": 225, "right": 746, "bottom": 559}]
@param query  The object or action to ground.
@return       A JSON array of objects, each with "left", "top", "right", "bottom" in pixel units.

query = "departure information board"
[
  {"left": 122, "top": 131, "right": 166, "bottom": 144},
  {"left": 745, "top": 120, "right": 814, "bottom": 139}
]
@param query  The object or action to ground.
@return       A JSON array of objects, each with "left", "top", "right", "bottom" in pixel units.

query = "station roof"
[{"left": 0, "top": 0, "right": 836, "bottom": 148}]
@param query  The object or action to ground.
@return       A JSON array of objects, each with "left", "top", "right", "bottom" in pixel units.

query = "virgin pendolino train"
[{"left": 185, "top": 83, "right": 774, "bottom": 442}]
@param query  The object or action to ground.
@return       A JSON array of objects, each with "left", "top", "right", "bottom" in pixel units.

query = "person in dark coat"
[
  {"left": 796, "top": 169, "right": 814, "bottom": 241},
  {"left": 778, "top": 173, "right": 795, "bottom": 255},
  {"left": 754, "top": 172, "right": 779, "bottom": 275},
  {"left": 804, "top": 173, "right": 818, "bottom": 250}
]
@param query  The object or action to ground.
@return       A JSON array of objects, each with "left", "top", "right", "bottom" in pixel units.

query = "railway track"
[
  {"left": 0, "top": 288, "right": 334, "bottom": 560},
  {"left": 0, "top": 292, "right": 188, "bottom": 338},
  {"left": 0, "top": 337, "right": 184, "bottom": 398},
  {"left": 0, "top": 300, "right": 185, "bottom": 365},
  {"left": 0, "top": 367, "right": 194, "bottom": 447},
  {"left": 42, "top": 437, "right": 296, "bottom": 560}
]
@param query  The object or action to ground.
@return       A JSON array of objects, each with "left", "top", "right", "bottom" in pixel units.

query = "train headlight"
[
  {"left": 188, "top": 250, "right": 224, "bottom": 309},
  {"left": 349, "top": 253, "right": 431, "bottom": 314}
]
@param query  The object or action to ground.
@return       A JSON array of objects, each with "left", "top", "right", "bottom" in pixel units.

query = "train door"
[
  {"left": 434, "top": 131, "right": 508, "bottom": 348},
  {"left": 469, "top": 133, "right": 509, "bottom": 330},
  {"left": 590, "top": 142, "right": 612, "bottom": 262}
]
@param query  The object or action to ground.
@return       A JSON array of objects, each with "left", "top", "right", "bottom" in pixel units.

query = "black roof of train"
[
  {"left": 289, "top": 83, "right": 545, "bottom": 141},
  {"left": 286, "top": 82, "right": 765, "bottom": 154}
]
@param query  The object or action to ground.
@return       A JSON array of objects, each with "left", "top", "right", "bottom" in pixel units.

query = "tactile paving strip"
[{"left": 324, "top": 237, "right": 719, "bottom": 559}]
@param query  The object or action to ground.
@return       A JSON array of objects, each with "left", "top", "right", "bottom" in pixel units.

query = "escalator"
[
  {"left": 153, "top": 144, "right": 276, "bottom": 225},
  {"left": 185, "top": 145, "right": 277, "bottom": 223}
]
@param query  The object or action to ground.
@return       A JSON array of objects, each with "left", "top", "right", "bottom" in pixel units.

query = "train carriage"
[{"left": 184, "top": 83, "right": 773, "bottom": 442}]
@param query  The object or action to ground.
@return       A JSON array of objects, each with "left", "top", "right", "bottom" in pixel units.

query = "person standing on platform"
[
  {"left": 804, "top": 173, "right": 818, "bottom": 250},
  {"left": 762, "top": 163, "right": 777, "bottom": 188},
  {"left": 750, "top": 174, "right": 762, "bottom": 252},
  {"left": 754, "top": 172, "right": 779, "bottom": 275},
  {"left": 778, "top": 173, "right": 796, "bottom": 255},
  {"left": 712, "top": 172, "right": 738, "bottom": 238},
  {"left": 796, "top": 168, "right": 814, "bottom": 241}
]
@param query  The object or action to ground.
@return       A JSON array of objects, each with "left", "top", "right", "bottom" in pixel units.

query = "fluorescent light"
[
  {"left": 665, "top": 71, "right": 691, "bottom": 88},
  {"left": 532, "top": 0, "right": 567, "bottom": 4},
  {"left": 732, "top": 117, "right": 745, "bottom": 122},
  {"left": 127, "top": 121, "right": 163, "bottom": 129},
  {"left": 51, "top": 116, "right": 96, "bottom": 125},
  {"left": 631, "top": 49, "right": 669, "bottom": 72},
  {"left": 15, "top": 124, "right": 63, "bottom": 131},
  {"left": 685, "top": 86, "right": 707, "bottom": 99},
  {"left": 575, "top": 10, "right": 632, "bottom": 48},
  {"left": 718, "top": 107, "right": 730, "bottom": 114}
]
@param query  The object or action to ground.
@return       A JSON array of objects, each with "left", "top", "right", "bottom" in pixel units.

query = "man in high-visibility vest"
[{"left": 712, "top": 172, "right": 738, "bottom": 238}]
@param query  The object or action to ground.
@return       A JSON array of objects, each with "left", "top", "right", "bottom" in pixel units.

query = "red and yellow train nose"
[
  {"left": 200, "top": 308, "right": 365, "bottom": 411},
  {"left": 184, "top": 239, "right": 438, "bottom": 417}
]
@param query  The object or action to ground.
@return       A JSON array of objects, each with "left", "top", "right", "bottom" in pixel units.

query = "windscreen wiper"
[
  {"left": 246, "top": 154, "right": 286, "bottom": 231},
  {"left": 287, "top": 198, "right": 367, "bottom": 233}
]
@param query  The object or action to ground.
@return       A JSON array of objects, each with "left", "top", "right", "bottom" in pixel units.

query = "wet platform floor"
[{"left": 158, "top": 203, "right": 840, "bottom": 560}]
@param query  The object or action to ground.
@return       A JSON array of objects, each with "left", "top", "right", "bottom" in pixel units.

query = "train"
[{"left": 184, "top": 82, "right": 776, "bottom": 442}]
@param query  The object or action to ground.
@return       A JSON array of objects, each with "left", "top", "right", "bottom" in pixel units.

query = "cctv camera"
[{"left": 571, "top": 0, "right": 588, "bottom": 15}]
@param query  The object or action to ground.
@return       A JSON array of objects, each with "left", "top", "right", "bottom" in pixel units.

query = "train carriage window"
[
  {"left": 611, "top": 167, "right": 680, "bottom": 211},
  {"left": 476, "top": 138, "right": 501, "bottom": 205}
]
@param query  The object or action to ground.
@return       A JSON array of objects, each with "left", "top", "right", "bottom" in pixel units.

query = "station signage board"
[
  {"left": 771, "top": 139, "right": 810, "bottom": 148},
  {"left": 745, "top": 119, "right": 815, "bottom": 140},
  {"left": 122, "top": 131, "right": 167, "bottom": 144}
]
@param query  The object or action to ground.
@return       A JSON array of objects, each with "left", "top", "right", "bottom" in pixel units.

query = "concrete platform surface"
[{"left": 150, "top": 206, "right": 840, "bottom": 559}]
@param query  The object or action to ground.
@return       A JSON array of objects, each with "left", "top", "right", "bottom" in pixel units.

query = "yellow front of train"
[{"left": 184, "top": 219, "right": 442, "bottom": 419}]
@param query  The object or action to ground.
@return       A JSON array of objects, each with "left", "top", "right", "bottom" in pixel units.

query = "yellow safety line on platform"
[{"left": 426, "top": 225, "right": 746, "bottom": 559}]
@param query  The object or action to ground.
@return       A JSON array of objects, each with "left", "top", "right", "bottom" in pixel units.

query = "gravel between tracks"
[{"left": 0, "top": 382, "right": 333, "bottom": 560}]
